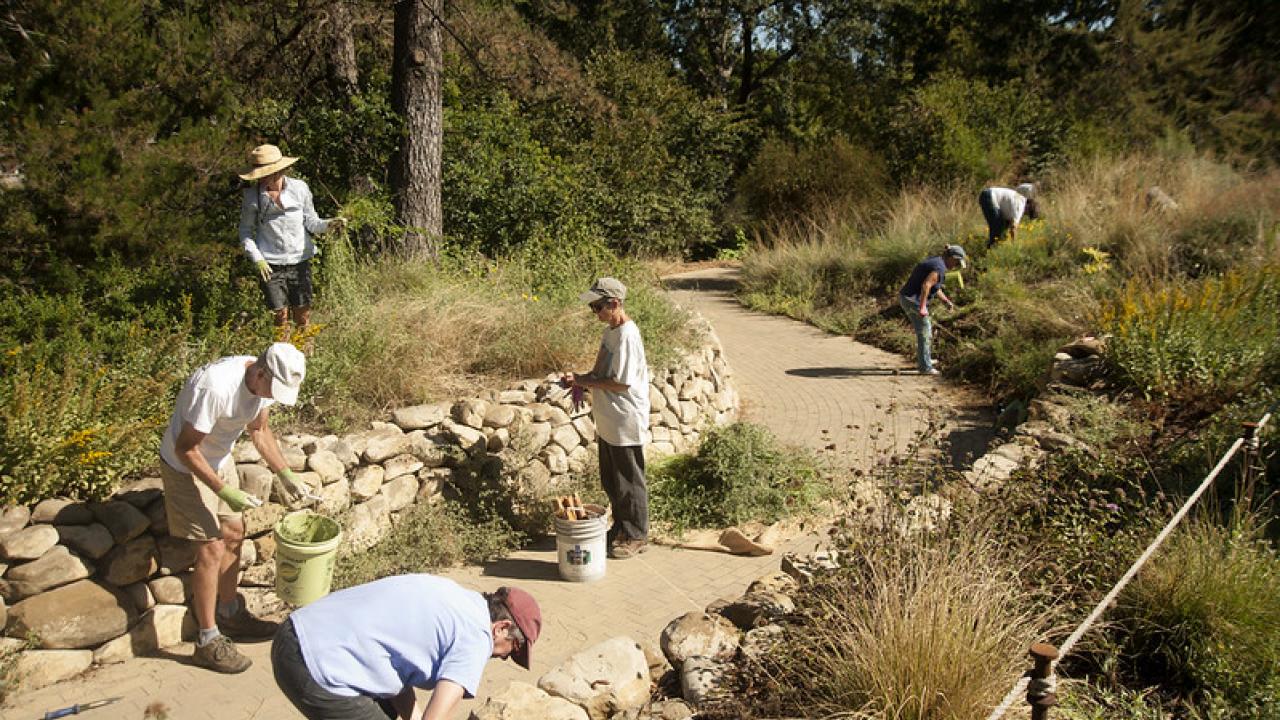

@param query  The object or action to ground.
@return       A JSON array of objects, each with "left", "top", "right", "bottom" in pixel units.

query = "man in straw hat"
[
  {"left": 272, "top": 576, "right": 541, "bottom": 720},
  {"left": 978, "top": 182, "right": 1040, "bottom": 247},
  {"left": 239, "top": 144, "right": 345, "bottom": 340},
  {"left": 159, "top": 342, "right": 315, "bottom": 673}
]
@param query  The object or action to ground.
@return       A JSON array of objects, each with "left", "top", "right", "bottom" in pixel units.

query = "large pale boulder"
[
  {"left": 55, "top": 523, "right": 114, "bottom": 560},
  {"left": 469, "top": 682, "right": 588, "bottom": 720},
  {"left": 318, "top": 477, "right": 351, "bottom": 516},
  {"left": 4, "top": 545, "right": 93, "bottom": 598},
  {"left": 282, "top": 444, "right": 308, "bottom": 472},
  {"left": 346, "top": 496, "right": 392, "bottom": 552},
  {"left": 538, "top": 636, "right": 649, "bottom": 719},
  {"left": 452, "top": 399, "right": 488, "bottom": 429},
  {"left": 0, "top": 506, "right": 30, "bottom": 537},
  {"left": 237, "top": 463, "right": 274, "bottom": 500},
  {"left": 680, "top": 656, "right": 731, "bottom": 707},
  {"left": 392, "top": 402, "right": 450, "bottom": 431},
  {"left": 364, "top": 433, "right": 411, "bottom": 464},
  {"left": 31, "top": 499, "right": 93, "bottom": 525},
  {"left": 114, "top": 477, "right": 164, "bottom": 508},
  {"left": 14, "top": 649, "right": 93, "bottom": 690},
  {"left": 307, "top": 450, "right": 346, "bottom": 485},
  {"left": 93, "top": 604, "right": 195, "bottom": 664},
  {"left": 148, "top": 575, "right": 190, "bottom": 605},
  {"left": 660, "top": 612, "right": 740, "bottom": 668},
  {"left": 101, "top": 535, "right": 159, "bottom": 587},
  {"left": 517, "top": 422, "right": 553, "bottom": 452},
  {"left": 717, "top": 591, "right": 795, "bottom": 630},
  {"left": 0, "top": 525, "right": 59, "bottom": 561},
  {"left": 351, "top": 465, "right": 385, "bottom": 501},
  {"left": 383, "top": 454, "right": 424, "bottom": 481},
  {"left": 7, "top": 580, "right": 137, "bottom": 649},
  {"left": 244, "top": 503, "right": 286, "bottom": 537},
  {"left": 89, "top": 500, "right": 150, "bottom": 544},
  {"left": 483, "top": 405, "right": 518, "bottom": 429},
  {"left": 443, "top": 421, "right": 485, "bottom": 453},
  {"left": 380, "top": 475, "right": 419, "bottom": 512},
  {"left": 551, "top": 425, "right": 581, "bottom": 453}
]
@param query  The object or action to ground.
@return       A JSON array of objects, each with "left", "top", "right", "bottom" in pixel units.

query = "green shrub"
[
  {"left": 1057, "top": 682, "right": 1177, "bottom": 720},
  {"left": 1116, "top": 515, "right": 1280, "bottom": 718},
  {"left": 734, "top": 135, "right": 887, "bottom": 225},
  {"left": 649, "top": 422, "right": 826, "bottom": 533},
  {"left": 881, "top": 75, "right": 1064, "bottom": 187},
  {"left": 332, "top": 499, "right": 523, "bottom": 590},
  {"left": 1100, "top": 267, "right": 1280, "bottom": 405}
]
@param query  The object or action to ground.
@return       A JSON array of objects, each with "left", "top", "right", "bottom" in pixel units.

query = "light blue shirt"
[
  {"left": 291, "top": 575, "right": 493, "bottom": 698},
  {"left": 239, "top": 177, "right": 331, "bottom": 265}
]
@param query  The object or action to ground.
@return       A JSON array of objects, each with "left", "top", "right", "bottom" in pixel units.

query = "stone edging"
[{"left": 0, "top": 331, "right": 738, "bottom": 692}]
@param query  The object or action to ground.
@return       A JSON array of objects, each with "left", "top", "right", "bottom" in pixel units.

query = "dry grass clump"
[
  {"left": 756, "top": 526, "right": 1055, "bottom": 720},
  {"left": 305, "top": 251, "right": 696, "bottom": 430}
]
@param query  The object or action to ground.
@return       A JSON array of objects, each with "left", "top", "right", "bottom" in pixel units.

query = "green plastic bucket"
[{"left": 273, "top": 511, "right": 343, "bottom": 606}]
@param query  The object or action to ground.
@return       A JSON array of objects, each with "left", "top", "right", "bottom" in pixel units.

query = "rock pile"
[
  {"left": 471, "top": 553, "right": 839, "bottom": 720},
  {"left": 0, "top": 338, "right": 738, "bottom": 692}
]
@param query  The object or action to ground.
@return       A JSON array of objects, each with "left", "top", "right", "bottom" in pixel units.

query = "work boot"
[
  {"left": 609, "top": 538, "right": 648, "bottom": 559},
  {"left": 219, "top": 606, "right": 280, "bottom": 640},
  {"left": 192, "top": 635, "right": 252, "bottom": 674}
]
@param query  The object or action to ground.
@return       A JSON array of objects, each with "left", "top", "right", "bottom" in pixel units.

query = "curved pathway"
[{"left": 3, "top": 268, "right": 991, "bottom": 720}]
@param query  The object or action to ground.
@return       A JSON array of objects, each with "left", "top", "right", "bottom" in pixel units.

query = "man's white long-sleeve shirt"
[{"left": 240, "top": 177, "right": 331, "bottom": 265}]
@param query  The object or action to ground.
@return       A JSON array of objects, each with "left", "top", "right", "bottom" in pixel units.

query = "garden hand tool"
[{"left": 42, "top": 697, "right": 122, "bottom": 719}]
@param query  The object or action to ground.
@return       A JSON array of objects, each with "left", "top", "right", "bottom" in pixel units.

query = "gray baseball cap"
[
  {"left": 578, "top": 277, "right": 627, "bottom": 303},
  {"left": 944, "top": 245, "right": 968, "bottom": 268}
]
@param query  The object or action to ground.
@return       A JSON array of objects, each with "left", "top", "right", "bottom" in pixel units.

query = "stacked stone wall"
[{"left": 0, "top": 335, "right": 737, "bottom": 690}]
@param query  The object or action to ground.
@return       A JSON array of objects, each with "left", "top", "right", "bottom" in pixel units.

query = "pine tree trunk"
[
  {"left": 326, "top": 1, "right": 359, "bottom": 97},
  {"left": 390, "top": 0, "right": 443, "bottom": 259}
]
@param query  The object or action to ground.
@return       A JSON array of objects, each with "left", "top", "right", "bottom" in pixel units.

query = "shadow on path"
[
  {"left": 482, "top": 537, "right": 562, "bottom": 581},
  {"left": 786, "top": 366, "right": 921, "bottom": 378}
]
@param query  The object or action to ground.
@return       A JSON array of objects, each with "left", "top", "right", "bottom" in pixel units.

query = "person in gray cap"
[
  {"left": 561, "top": 278, "right": 651, "bottom": 558},
  {"left": 898, "top": 246, "right": 966, "bottom": 375}
]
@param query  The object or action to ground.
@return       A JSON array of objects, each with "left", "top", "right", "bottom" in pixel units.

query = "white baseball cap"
[{"left": 259, "top": 343, "right": 306, "bottom": 405}]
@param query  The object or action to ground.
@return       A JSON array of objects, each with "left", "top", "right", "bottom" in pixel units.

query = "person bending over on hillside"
[
  {"left": 272, "top": 577, "right": 541, "bottom": 720},
  {"left": 978, "top": 183, "right": 1039, "bottom": 247},
  {"left": 899, "top": 245, "right": 967, "bottom": 376},
  {"left": 159, "top": 342, "right": 313, "bottom": 673},
  {"left": 561, "top": 277, "right": 652, "bottom": 559},
  {"left": 238, "top": 144, "right": 346, "bottom": 341}
]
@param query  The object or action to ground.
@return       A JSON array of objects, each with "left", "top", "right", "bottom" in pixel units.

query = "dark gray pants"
[
  {"left": 272, "top": 618, "right": 397, "bottom": 720},
  {"left": 978, "top": 188, "right": 1007, "bottom": 247},
  {"left": 598, "top": 439, "right": 648, "bottom": 542}
]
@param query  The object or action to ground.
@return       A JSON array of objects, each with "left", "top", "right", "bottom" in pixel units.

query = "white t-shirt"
[
  {"left": 589, "top": 320, "right": 651, "bottom": 446},
  {"left": 292, "top": 575, "right": 493, "bottom": 698},
  {"left": 989, "top": 186, "right": 1029, "bottom": 225},
  {"left": 159, "top": 356, "right": 273, "bottom": 473}
]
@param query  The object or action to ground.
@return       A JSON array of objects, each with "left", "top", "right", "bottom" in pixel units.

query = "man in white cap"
[
  {"left": 978, "top": 183, "right": 1040, "bottom": 247},
  {"left": 562, "top": 278, "right": 651, "bottom": 559},
  {"left": 159, "top": 342, "right": 313, "bottom": 673},
  {"left": 238, "top": 144, "right": 345, "bottom": 340}
]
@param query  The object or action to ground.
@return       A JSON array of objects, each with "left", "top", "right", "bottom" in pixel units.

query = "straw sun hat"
[{"left": 238, "top": 144, "right": 299, "bottom": 181}]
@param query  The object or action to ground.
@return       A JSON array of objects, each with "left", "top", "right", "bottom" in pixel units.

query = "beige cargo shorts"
[{"left": 159, "top": 459, "right": 242, "bottom": 541}]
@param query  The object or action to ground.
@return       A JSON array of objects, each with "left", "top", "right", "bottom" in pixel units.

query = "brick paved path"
[{"left": 3, "top": 266, "right": 990, "bottom": 720}]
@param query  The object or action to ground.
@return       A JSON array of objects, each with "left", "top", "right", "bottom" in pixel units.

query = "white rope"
[{"left": 985, "top": 405, "right": 1275, "bottom": 720}]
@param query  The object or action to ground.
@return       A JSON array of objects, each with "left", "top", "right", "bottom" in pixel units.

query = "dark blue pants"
[{"left": 978, "top": 189, "right": 1007, "bottom": 246}]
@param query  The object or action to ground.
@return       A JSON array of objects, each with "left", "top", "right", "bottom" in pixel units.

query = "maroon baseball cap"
[{"left": 502, "top": 586, "right": 541, "bottom": 669}]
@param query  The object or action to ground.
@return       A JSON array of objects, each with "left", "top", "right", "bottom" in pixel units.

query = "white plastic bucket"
[{"left": 554, "top": 503, "right": 607, "bottom": 582}]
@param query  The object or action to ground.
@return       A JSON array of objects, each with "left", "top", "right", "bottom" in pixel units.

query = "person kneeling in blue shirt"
[{"left": 272, "top": 575, "right": 541, "bottom": 720}]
